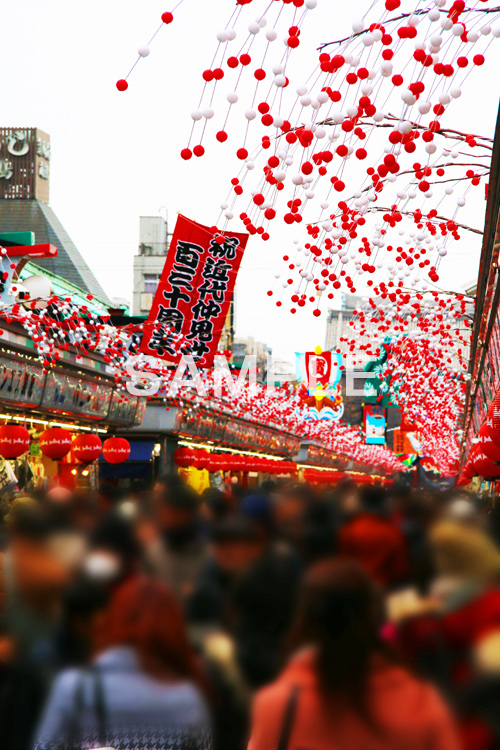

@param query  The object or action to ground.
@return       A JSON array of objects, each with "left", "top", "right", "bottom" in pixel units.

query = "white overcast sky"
[{"left": 2, "top": 0, "right": 499, "bottom": 361}]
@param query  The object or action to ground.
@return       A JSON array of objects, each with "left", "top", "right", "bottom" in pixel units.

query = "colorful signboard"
[
  {"left": 363, "top": 404, "right": 387, "bottom": 445},
  {"left": 296, "top": 346, "right": 344, "bottom": 421}
]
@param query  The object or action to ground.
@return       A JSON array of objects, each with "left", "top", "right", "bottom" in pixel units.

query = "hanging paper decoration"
[
  {"left": 0, "top": 424, "right": 30, "bottom": 459},
  {"left": 140, "top": 214, "right": 248, "bottom": 367},
  {"left": 102, "top": 437, "right": 131, "bottom": 464},
  {"left": 39, "top": 428, "right": 72, "bottom": 460},
  {"left": 296, "top": 345, "right": 344, "bottom": 420},
  {"left": 393, "top": 428, "right": 422, "bottom": 457},
  {"left": 2, "top": 1, "right": 499, "bottom": 477},
  {"left": 72, "top": 434, "right": 102, "bottom": 464}
]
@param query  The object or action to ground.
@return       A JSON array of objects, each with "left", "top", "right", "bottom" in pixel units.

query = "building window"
[
  {"left": 144, "top": 274, "right": 160, "bottom": 294},
  {"left": 141, "top": 293, "right": 154, "bottom": 312}
]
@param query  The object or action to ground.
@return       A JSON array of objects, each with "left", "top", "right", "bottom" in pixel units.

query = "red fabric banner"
[{"left": 140, "top": 214, "right": 248, "bottom": 367}]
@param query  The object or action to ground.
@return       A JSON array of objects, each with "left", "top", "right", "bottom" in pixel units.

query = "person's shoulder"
[
  {"left": 53, "top": 667, "right": 86, "bottom": 693},
  {"left": 380, "top": 664, "right": 452, "bottom": 719},
  {"left": 478, "top": 586, "right": 500, "bottom": 606},
  {"left": 42, "top": 667, "right": 85, "bottom": 711},
  {"left": 253, "top": 653, "right": 316, "bottom": 712},
  {"left": 163, "top": 681, "right": 207, "bottom": 709},
  {"left": 252, "top": 678, "right": 292, "bottom": 717},
  {"left": 164, "top": 682, "right": 210, "bottom": 724}
]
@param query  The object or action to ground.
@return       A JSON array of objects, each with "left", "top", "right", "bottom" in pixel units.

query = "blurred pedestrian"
[
  {"left": 334, "top": 477, "right": 361, "bottom": 523},
  {"left": 396, "top": 520, "right": 500, "bottom": 750},
  {"left": 34, "top": 577, "right": 211, "bottom": 750},
  {"left": 248, "top": 559, "right": 460, "bottom": 750},
  {"left": 146, "top": 475, "right": 208, "bottom": 602},
  {"left": 338, "top": 485, "right": 409, "bottom": 588},
  {"left": 188, "top": 516, "right": 263, "bottom": 630},
  {"left": 0, "top": 498, "right": 71, "bottom": 750}
]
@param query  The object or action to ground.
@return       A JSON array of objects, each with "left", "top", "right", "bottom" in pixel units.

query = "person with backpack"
[{"left": 33, "top": 577, "right": 211, "bottom": 750}]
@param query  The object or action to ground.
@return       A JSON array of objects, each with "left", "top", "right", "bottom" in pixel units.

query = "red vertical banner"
[
  {"left": 140, "top": 214, "right": 248, "bottom": 367},
  {"left": 304, "top": 352, "right": 333, "bottom": 390}
]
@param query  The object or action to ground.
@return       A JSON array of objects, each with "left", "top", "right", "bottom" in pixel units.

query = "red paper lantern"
[
  {"left": 192, "top": 449, "right": 211, "bottom": 470},
  {"left": 473, "top": 449, "right": 500, "bottom": 479},
  {"left": 217, "top": 454, "right": 230, "bottom": 472},
  {"left": 478, "top": 425, "right": 500, "bottom": 462},
  {"left": 230, "top": 454, "right": 246, "bottom": 472},
  {"left": 39, "top": 428, "right": 72, "bottom": 460},
  {"left": 483, "top": 410, "right": 500, "bottom": 443},
  {"left": 246, "top": 456, "right": 261, "bottom": 472},
  {"left": 103, "top": 437, "right": 130, "bottom": 464},
  {"left": 72, "top": 433, "right": 102, "bottom": 464},
  {"left": 174, "top": 447, "right": 196, "bottom": 468},
  {"left": 208, "top": 454, "right": 224, "bottom": 472},
  {"left": 491, "top": 390, "right": 500, "bottom": 438},
  {"left": 0, "top": 424, "right": 30, "bottom": 459}
]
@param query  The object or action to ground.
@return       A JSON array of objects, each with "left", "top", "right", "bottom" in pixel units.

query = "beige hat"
[
  {"left": 431, "top": 520, "right": 500, "bottom": 583},
  {"left": 3, "top": 495, "right": 38, "bottom": 525}
]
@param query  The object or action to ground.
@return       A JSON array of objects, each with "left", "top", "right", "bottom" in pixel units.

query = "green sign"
[
  {"left": 0, "top": 231, "right": 35, "bottom": 247},
  {"left": 363, "top": 340, "right": 399, "bottom": 407}
]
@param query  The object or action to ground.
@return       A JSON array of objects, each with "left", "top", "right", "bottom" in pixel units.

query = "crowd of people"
[{"left": 1, "top": 473, "right": 500, "bottom": 750}]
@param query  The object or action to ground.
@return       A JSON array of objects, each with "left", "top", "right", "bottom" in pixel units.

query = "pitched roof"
[{"left": 0, "top": 199, "right": 110, "bottom": 303}]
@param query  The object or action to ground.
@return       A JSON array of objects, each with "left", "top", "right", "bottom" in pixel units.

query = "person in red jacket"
[
  {"left": 247, "top": 559, "right": 460, "bottom": 750},
  {"left": 338, "top": 485, "right": 409, "bottom": 588},
  {"left": 394, "top": 520, "right": 500, "bottom": 750}
]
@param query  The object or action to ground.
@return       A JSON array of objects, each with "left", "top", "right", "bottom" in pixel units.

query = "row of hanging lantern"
[
  {"left": 0, "top": 424, "right": 131, "bottom": 465},
  {"left": 174, "top": 446, "right": 297, "bottom": 474},
  {"left": 458, "top": 390, "right": 500, "bottom": 484},
  {"left": 303, "top": 468, "right": 385, "bottom": 484}
]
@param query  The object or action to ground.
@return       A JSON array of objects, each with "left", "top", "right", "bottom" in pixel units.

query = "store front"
[
  {"left": 0, "top": 321, "right": 145, "bottom": 494},
  {"left": 123, "top": 398, "right": 303, "bottom": 491}
]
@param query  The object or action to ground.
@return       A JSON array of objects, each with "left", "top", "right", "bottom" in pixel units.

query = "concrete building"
[
  {"left": 132, "top": 215, "right": 169, "bottom": 316},
  {"left": 325, "top": 293, "right": 364, "bottom": 353},
  {"left": 233, "top": 336, "right": 272, "bottom": 382}
]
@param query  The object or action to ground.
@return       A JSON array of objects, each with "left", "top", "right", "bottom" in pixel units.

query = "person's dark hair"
[
  {"left": 360, "top": 485, "right": 387, "bottom": 515},
  {"left": 288, "top": 483, "right": 317, "bottom": 503},
  {"left": 260, "top": 479, "right": 277, "bottom": 495},
  {"left": 99, "top": 483, "right": 124, "bottom": 505},
  {"left": 90, "top": 512, "right": 141, "bottom": 565},
  {"left": 156, "top": 475, "right": 199, "bottom": 511},
  {"left": 211, "top": 515, "right": 260, "bottom": 545},
  {"left": 6, "top": 502, "right": 50, "bottom": 540},
  {"left": 57, "top": 578, "right": 111, "bottom": 667},
  {"left": 130, "top": 479, "right": 148, "bottom": 495},
  {"left": 335, "top": 477, "right": 358, "bottom": 495},
  {"left": 230, "top": 483, "right": 247, "bottom": 503},
  {"left": 201, "top": 488, "right": 230, "bottom": 521},
  {"left": 286, "top": 559, "right": 395, "bottom": 726},
  {"left": 156, "top": 474, "right": 184, "bottom": 489},
  {"left": 65, "top": 577, "right": 110, "bottom": 618}
]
